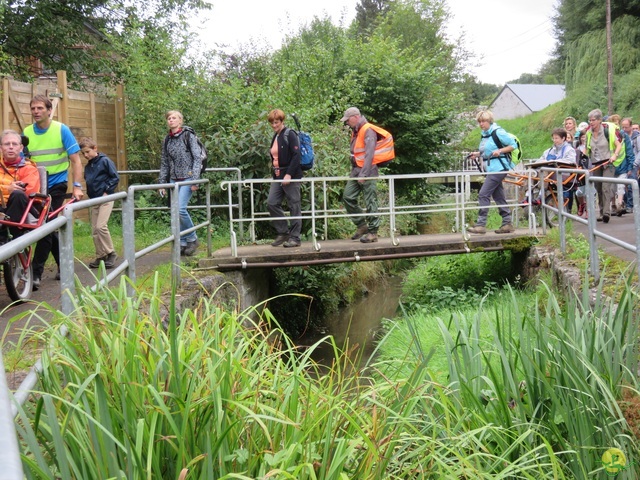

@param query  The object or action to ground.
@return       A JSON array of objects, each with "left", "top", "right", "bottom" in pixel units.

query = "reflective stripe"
[
  {"left": 28, "top": 147, "right": 66, "bottom": 156},
  {"left": 32, "top": 157, "right": 69, "bottom": 167}
]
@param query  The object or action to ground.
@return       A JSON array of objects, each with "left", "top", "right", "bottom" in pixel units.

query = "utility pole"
[{"left": 606, "top": 0, "right": 614, "bottom": 114}]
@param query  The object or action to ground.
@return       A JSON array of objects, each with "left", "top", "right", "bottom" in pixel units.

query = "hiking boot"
[
  {"left": 33, "top": 277, "right": 40, "bottom": 291},
  {"left": 89, "top": 256, "right": 106, "bottom": 268},
  {"left": 616, "top": 208, "right": 626, "bottom": 217},
  {"left": 271, "top": 234, "right": 289, "bottom": 247},
  {"left": 603, "top": 214, "right": 610, "bottom": 223},
  {"left": 103, "top": 252, "right": 118, "bottom": 269},
  {"left": 283, "top": 238, "right": 301, "bottom": 248},
  {"left": 495, "top": 224, "right": 515, "bottom": 234},
  {"left": 360, "top": 232, "right": 378, "bottom": 243},
  {"left": 467, "top": 225, "right": 486, "bottom": 234},
  {"left": 183, "top": 239, "right": 200, "bottom": 256},
  {"left": 350, "top": 224, "right": 369, "bottom": 241}
]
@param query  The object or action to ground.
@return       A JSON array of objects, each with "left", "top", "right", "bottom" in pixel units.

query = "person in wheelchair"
[
  {"left": 0, "top": 129, "right": 41, "bottom": 242},
  {"left": 536, "top": 127, "right": 577, "bottom": 211}
]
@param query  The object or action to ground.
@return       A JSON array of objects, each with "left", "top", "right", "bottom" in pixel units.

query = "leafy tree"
[
  {"left": 0, "top": 0, "right": 210, "bottom": 85},
  {"left": 354, "top": 0, "right": 391, "bottom": 36}
]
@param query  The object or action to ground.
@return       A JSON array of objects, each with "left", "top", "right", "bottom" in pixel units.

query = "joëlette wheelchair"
[{"left": 0, "top": 167, "right": 74, "bottom": 302}]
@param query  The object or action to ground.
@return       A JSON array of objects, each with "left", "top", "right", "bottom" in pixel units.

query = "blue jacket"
[
  {"left": 84, "top": 153, "right": 119, "bottom": 199},
  {"left": 479, "top": 123, "right": 516, "bottom": 173}
]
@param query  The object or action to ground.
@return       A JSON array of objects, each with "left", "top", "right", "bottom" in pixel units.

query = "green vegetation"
[
  {"left": 401, "top": 252, "right": 517, "bottom": 314},
  {"left": 9, "top": 264, "right": 638, "bottom": 478},
  {"left": 379, "top": 250, "right": 640, "bottom": 478}
]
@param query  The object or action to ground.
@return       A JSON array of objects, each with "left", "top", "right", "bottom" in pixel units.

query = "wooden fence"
[{"left": 0, "top": 71, "right": 127, "bottom": 190}]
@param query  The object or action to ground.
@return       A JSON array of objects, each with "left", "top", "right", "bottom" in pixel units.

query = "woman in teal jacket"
[{"left": 467, "top": 110, "right": 517, "bottom": 234}]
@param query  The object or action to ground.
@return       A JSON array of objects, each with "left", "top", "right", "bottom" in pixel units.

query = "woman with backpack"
[
  {"left": 266, "top": 109, "right": 303, "bottom": 248},
  {"left": 158, "top": 110, "right": 202, "bottom": 256},
  {"left": 467, "top": 110, "right": 517, "bottom": 235}
]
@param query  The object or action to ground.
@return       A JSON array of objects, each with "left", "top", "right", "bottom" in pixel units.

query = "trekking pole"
[{"left": 291, "top": 113, "right": 302, "bottom": 132}]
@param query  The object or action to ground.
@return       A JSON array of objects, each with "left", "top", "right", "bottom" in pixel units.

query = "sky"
[{"left": 198, "top": 0, "right": 559, "bottom": 86}]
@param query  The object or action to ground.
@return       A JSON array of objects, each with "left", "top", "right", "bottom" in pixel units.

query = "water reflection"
[{"left": 299, "top": 276, "right": 403, "bottom": 368}]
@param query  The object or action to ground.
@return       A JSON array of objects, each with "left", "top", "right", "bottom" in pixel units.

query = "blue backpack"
[{"left": 291, "top": 113, "right": 315, "bottom": 171}]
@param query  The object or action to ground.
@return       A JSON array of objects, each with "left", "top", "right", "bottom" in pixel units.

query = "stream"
[{"left": 299, "top": 276, "right": 404, "bottom": 367}]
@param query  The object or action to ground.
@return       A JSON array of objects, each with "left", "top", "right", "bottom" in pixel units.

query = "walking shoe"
[
  {"left": 183, "top": 239, "right": 200, "bottom": 256},
  {"left": 89, "top": 256, "right": 106, "bottom": 268},
  {"left": 616, "top": 208, "right": 626, "bottom": 217},
  {"left": 495, "top": 223, "right": 516, "bottom": 233},
  {"left": 596, "top": 216, "right": 603, "bottom": 222},
  {"left": 283, "top": 238, "right": 301, "bottom": 248},
  {"left": 103, "top": 252, "right": 118, "bottom": 269},
  {"left": 603, "top": 214, "right": 610, "bottom": 223},
  {"left": 33, "top": 277, "right": 40, "bottom": 291},
  {"left": 271, "top": 234, "right": 289, "bottom": 247},
  {"left": 55, "top": 268, "right": 60, "bottom": 280},
  {"left": 360, "top": 232, "right": 378, "bottom": 243},
  {"left": 467, "top": 225, "right": 486, "bottom": 234},
  {"left": 495, "top": 224, "right": 515, "bottom": 234},
  {"left": 350, "top": 224, "right": 369, "bottom": 241}
]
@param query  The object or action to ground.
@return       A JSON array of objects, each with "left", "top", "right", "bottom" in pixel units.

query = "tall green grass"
[
  {"left": 10, "top": 273, "right": 639, "bottom": 478},
  {"left": 378, "top": 281, "right": 640, "bottom": 478}
]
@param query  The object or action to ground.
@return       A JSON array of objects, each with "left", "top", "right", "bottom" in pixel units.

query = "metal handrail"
[{"left": 220, "top": 170, "right": 542, "bottom": 256}]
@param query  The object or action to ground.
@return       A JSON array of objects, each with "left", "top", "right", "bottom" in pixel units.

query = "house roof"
[{"left": 491, "top": 84, "right": 566, "bottom": 112}]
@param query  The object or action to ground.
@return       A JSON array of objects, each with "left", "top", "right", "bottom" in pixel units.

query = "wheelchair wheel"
[
  {"left": 543, "top": 193, "right": 559, "bottom": 228},
  {"left": 4, "top": 251, "right": 33, "bottom": 302}
]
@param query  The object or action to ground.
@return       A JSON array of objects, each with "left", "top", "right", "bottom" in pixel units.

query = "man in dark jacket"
[{"left": 267, "top": 109, "right": 303, "bottom": 248}]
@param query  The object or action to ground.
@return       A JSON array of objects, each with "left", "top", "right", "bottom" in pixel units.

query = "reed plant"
[
  {"left": 378, "top": 281, "right": 640, "bottom": 478},
  {"left": 10, "top": 274, "right": 639, "bottom": 478}
]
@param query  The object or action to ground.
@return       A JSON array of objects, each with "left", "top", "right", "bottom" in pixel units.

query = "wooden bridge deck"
[{"left": 201, "top": 229, "right": 539, "bottom": 271}]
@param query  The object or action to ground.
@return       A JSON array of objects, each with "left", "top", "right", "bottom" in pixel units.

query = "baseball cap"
[
  {"left": 340, "top": 107, "right": 361, "bottom": 122},
  {"left": 578, "top": 122, "right": 588, "bottom": 131}
]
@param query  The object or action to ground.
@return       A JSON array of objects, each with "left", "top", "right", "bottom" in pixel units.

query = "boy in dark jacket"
[{"left": 80, "top": 137, "right": 119, "bottom": 268}]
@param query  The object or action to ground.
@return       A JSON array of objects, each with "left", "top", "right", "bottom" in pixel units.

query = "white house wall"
[{"left": 491, "top": 89, "right": 532, "bottom": 120}]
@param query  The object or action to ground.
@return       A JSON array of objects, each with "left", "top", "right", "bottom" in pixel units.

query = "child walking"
[{"left": 80, "top": 137, "right": 120, "bottom": 269}]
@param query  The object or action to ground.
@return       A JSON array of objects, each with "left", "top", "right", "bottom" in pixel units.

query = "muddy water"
[{"left": 300, "top": 276, "right": 404, "bottom": 367}]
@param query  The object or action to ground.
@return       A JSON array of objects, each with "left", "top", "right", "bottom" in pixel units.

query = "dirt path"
[{"left": 1, "top": 249, "right": 172, "bottom": 344}]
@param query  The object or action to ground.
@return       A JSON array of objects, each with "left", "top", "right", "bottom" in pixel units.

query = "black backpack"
[{"left": 163, "top": 126, "right": 208, "bottom": 175}]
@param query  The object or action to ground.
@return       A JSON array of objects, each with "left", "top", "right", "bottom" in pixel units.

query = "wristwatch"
[{"left": 73, "top": 182, "right": 83, "bottom": 189}]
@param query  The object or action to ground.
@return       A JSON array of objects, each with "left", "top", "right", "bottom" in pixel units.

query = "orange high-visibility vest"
[{"left": 353, "top": 123, "right": 395, "bottom": 167}]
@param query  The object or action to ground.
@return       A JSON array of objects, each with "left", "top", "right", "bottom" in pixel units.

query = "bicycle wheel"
[
  {"left": 544, "top": 193, "right": 559, "bottom": 228},
  {"left": 4, "top": 251, "right": 33, "bottom": 302}
]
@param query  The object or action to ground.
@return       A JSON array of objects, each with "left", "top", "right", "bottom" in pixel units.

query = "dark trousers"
[
  {"left": 0, "top": 190, "right": 31, "bottom": 240},
  {"left": 33, "top": 182, "right": 67, "bottom": 279},
  {"left": 343, "top": 178, "right": 380, "bottom": 232},
  {"left": 267, "top": 181, "right": 302, "bottom": 241}
]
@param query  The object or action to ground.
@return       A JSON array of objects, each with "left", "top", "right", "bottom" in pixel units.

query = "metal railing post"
[
  {"left": 0, "top": 349, "right": 23, "bottom": 480},
  {"left": 585, "top": 172, "right": 600, "bottom": 283},
  {"left": 122, "top": 186, "right": 137, "bottom": 295},
  {"left": 171, "top": 183, "right": 182, "bottom": 286},
  {"left": 632, "top": 182, "right": 640, "bottom": 282},
  {"left": 557, "top": 176, "right": 566, "bottom": 253},
  {"left": 59, "top": 205, "right": 76, "bottom": 316},
  {"left": 206, "top": 181, "right": 212, "bottom": 256}
]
